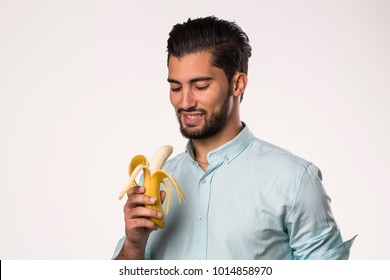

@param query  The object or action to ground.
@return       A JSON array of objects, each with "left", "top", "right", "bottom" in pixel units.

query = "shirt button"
[
  {"left": 197, "top": 216, "right": 204, "bottom": 222},
  {"left": 201, "top": 179, "right": 206, "bottom": 184},
  {"left": 224, "top": 155, "right": 229, "bottom": 161}
]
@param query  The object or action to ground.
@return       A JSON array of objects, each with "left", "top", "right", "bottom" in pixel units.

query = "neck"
[{"left": 193, "top": 118, "right": 243, "bottom": 164}]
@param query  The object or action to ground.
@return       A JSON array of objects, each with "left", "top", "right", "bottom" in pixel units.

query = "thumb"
[{"left": 160, "top": 190, "right": 166, "bottom": 204}]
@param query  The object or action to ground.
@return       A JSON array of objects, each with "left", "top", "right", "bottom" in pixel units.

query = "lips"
[{"left": 181, "top": 112, "right": 205, "bottom": 126}]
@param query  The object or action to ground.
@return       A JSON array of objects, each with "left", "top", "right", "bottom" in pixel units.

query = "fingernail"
[
  {"left": 157, "top": 211, "right": 163, "bottom": 218},
  {"left": 149, "top": 197, "right": 156, "bottom": 203}
]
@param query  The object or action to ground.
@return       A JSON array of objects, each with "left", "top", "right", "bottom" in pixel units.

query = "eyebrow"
[{"left": 167, "top": 76, "right": 213, "bottom": 85}]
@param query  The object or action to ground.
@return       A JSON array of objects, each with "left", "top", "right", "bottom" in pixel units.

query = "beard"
[{"left": 176, "top": 89, "right": 232, "bottom": 140}]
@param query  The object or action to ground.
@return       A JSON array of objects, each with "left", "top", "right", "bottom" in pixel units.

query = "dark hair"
[{"left": 167, "top": 16, "right": 252, "bottom": 93}]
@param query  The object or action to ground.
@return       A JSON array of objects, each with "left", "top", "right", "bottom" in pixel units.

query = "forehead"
[{"left": 168, "top": 52, "right": 216, "bottom": 80}]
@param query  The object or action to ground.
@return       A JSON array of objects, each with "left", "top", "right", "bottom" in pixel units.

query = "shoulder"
[
  {"left": 243, "top": 137, "right": 322, "bottom": 182},
  {"left": 248, "top": 137, "right": 312, "bottom": 166}
]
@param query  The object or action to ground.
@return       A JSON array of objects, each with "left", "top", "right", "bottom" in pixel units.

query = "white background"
[{"left": 0, "top": 0, "right": 389, "bottom": 259}]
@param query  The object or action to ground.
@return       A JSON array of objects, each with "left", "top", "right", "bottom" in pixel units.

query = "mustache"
[{"left": 177, "top": 106, "right": 207, "bottom": 115}]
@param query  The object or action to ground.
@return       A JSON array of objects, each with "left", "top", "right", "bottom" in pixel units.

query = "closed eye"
[
  {"left": 195, "top": 85, "right": 209, "bottom": 91},
  {"left": 170, "top": 87, "right": 182, "bottom": 92}
]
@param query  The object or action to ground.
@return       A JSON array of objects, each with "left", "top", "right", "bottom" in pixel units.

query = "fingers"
[
  {"left": 125, "top": 204, "right": 163, "bottom": 220},
  {"left": 127, "top": 217, "right": 158, "bottom": 231},
  {"left": 125, "top": 186, "right": 156, "bottom": 208},
  {"left": 123, "top": 186, "right": 163, "bottom": 228}
]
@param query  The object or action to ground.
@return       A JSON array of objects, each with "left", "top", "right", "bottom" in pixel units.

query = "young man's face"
[{"left": 168, "top": 51, "right": 233, "bottom": 139}]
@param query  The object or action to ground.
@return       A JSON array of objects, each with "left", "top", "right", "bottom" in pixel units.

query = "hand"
[{"left": 116, "top": 186, "right": 166, "bottom": 259}]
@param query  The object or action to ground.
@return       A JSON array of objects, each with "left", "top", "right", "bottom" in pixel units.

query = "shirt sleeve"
[
  {"left": 111, "top": 236, "right": 152, "bottom": 260},
  {"left": 111, "top": 236, "right": 126, "bottom": 259},
  {"left": 286, "top": 163, "right": 356, "bottom": 259}
]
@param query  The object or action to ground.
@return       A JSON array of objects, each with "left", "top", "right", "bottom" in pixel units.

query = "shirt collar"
[{"left": 185, "top": 122, "right": 255, "bottom": 165}]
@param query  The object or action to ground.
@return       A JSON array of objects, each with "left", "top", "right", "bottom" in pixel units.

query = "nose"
[{"left": 181, "top": 87, "right": 197, "bottom": 110}]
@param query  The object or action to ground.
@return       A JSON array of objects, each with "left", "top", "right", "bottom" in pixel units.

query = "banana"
[{"left": 118, "top": 145, "right": 185, "bottom": 228}]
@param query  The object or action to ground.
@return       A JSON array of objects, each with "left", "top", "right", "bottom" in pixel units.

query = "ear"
[{"left": 231, "top": 72, "right": 248, "bottom": 98}]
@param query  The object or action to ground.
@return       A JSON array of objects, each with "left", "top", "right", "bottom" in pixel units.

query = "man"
[{"left": 113, "top": 16, "right": 355, "bottom": 260}]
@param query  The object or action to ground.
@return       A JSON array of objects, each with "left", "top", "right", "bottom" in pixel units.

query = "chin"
[{"left": 180, "top": 126, "right": 203, "bottom": 139}]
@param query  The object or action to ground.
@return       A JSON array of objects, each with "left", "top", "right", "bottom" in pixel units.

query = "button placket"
[{"left": 195, "top": 172, "right": 211, "bottom": 260}]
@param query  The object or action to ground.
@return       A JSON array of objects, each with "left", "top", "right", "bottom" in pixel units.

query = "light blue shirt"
[{"left": 113, "top": 124, "right": 355, "bottom": 259}]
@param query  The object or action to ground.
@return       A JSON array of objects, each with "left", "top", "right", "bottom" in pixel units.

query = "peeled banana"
[{"left": 118, "top": 145, "right": 185, "bottom": 228}]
